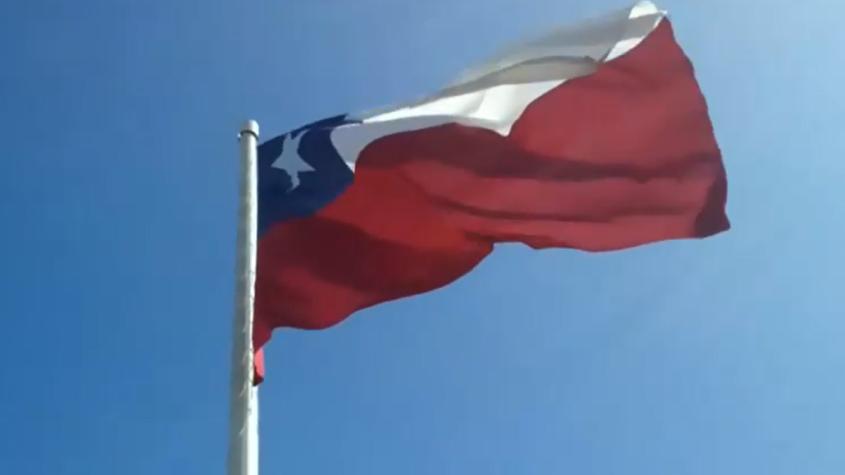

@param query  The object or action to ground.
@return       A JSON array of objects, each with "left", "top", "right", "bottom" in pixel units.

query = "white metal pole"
[{"left": 228, "top": 120, "right": 260, "bottom": 475}]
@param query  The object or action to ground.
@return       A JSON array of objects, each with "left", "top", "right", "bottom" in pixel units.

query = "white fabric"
[{"left": 330, "top": 1, "right": 666, "bottom": 170}]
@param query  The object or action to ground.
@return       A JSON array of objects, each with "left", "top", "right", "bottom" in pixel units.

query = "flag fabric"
[{"left": 253, "top": 1, "right": 729, "bottom": 381}]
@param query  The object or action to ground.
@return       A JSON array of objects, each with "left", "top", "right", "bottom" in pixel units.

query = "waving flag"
[{"left": 253, "top": 1, "right": 729, "bottom": 380}]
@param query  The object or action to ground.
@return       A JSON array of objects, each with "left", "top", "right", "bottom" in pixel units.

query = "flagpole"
[{"left": 228, "top": 120, "right": 260, "bottom": 475}]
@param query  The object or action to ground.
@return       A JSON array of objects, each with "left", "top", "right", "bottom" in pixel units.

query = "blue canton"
[{"left": 257, "top": 115, "right": 358, "bottom": 236}]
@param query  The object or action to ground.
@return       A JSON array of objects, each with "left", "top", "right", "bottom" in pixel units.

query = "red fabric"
[{"left": 253, "top": 20, "right": 728, "bottom": 381}]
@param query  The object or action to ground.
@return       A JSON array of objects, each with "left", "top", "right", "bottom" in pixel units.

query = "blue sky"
[{"left": 1, "top": 0, "right": 843, "bottom": 474}]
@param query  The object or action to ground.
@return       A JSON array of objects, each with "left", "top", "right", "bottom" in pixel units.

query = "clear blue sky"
[{"left": 1, "top": 0, "right": 843, "bottom": 474}]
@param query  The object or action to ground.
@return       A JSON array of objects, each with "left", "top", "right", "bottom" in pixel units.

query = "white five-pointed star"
[{"left": 271, "top": 133, "right": 314, "bottom": 191}]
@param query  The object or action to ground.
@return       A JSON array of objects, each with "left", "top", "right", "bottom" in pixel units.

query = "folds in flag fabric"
[{"left": 253, "top": 1, "right": 729, "bottom": 380}]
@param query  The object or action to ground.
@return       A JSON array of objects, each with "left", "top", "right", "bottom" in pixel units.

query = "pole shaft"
[{"left": 228, "top": 120, "right": 260, "bottom": 475}]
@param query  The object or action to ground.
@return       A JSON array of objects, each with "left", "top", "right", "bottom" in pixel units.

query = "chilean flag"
[{"left": 253, "top": 2, "right": 729, "bottom": 380}]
